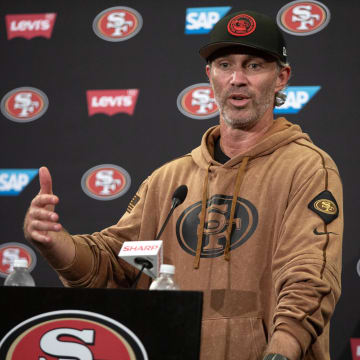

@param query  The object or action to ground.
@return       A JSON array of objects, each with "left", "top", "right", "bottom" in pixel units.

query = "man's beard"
[{"left": 214, "top": 85, "right": 275, "bottom": 130}]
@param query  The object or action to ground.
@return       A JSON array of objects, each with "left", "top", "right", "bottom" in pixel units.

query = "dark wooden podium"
[{"left": 0, "top": 287, "right": 203, "bottom": 359}]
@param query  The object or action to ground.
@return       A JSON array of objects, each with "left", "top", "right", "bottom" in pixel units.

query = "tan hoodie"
[{"left": 58, "top": 118, "right": 343, "bottom": 360}]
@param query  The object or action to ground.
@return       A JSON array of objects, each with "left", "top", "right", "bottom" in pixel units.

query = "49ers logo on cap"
[
  {"left": 93, "top": 6, "right": 143, "bottom": 42},
  {"left": 0, "top": 242, "right": 37, "bottom": 278},
  {"left": 1, "top": 87, "right": 49, "bottom": 123},
  {"left": 227, "top": 14, "right": 256, "bottom": 36},
  {"left": 0, "top": 310, "right": 148, "bottom": 359},
  {"left": 177, "top": 83, "right": 218, "bottom": 120},
  {"left": 81, "top": 164, "right": 131, "bottom": 200},
  {"left": 277, "top": 1, "right": 330, "bottom": 36}
]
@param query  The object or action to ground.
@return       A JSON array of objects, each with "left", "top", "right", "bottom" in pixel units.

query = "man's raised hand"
[{"left": 24, "top": 166, "right": 62, "bottom": 244}]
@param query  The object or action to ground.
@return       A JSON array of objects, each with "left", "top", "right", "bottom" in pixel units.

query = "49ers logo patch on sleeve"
[
  {"left": 177, "top": 83, "right": 218, "bottom": 120},
  {"left": 308, "top": 190, "right": 339, "bottom": 224},
  {"left": 93, "top": 6, "right": 143, "bottom": 42},
  {"left": 1, "top": 87, "right": 49, "bottom": 123},
  {"left": 0, "top": 310, "right": 148, "bottom": 359}
]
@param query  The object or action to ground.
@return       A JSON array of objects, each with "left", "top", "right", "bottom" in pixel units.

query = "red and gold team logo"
[
  {"left": 92, "top": 6, "right": 143, "bottom": 42},
  {"left": 227, "top": 14, "right": 256, "bottom": 36},
  {"left": 0, "top": 310, "right": 148, "bottom": 359},
  {"left": 277, "top": 1, "right": 330, "bottom": 36},
  {"left": 177, "top": 83, "right": 218, "bottom": 120},
  {"left": 1, "top": 87, "right": 49, "bottom": 123},
  {"left": 81, "top": 164, "right": 131, "bottom": 200},
  {"left": 0, "top": 242, "right": 37, "bottom": 278}
]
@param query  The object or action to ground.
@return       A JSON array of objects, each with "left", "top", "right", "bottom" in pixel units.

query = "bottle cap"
[
  {"left": 160, "top": 264, "right": 175, "bottom": 275},
  {"left": 13, "top": 259, "right": 29, "bottom": 268}
]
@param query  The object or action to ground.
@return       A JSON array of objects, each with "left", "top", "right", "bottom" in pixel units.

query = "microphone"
[
  {"left": 155, "top": 185, "right": 188, "bottom": 240},
  {"left": 118, "top": 185, "right": 187, "bottom": 288},
  {"left": 118, "top": 240, "right": 163, "bottom": 288}
]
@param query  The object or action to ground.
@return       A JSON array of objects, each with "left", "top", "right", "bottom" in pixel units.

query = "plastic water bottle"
[
  {"left": 4, "top": 259, "right": 35, "bottom": 287},
  {"left": 149, "top": 264, "right": 179, "bottom": 290}
]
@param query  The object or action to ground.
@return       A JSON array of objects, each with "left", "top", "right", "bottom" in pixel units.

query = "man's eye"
[
  {"left": 248, "top": 63, "right": 261, "bottom": 70},
  {"left": 219, "top": 62, "right": 230, "bottom": 69}
]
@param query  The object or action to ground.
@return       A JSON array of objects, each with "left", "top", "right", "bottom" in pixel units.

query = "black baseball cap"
[{"left": 199, "top": 10, "right": 287, "bottom": 63}]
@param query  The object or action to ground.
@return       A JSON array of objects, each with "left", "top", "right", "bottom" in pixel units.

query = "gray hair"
[{"left": 274, "top": 60, "right": 290, "bottom": 107}]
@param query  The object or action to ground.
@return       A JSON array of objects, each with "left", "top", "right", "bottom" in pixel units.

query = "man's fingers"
[
  {"left": 29, "top": 230, "right": 52, "bottom": 243},
  {"left": 39, "top": 166, "right": 53, "bottom": 195},
  {"left": 29, "top": 208, "right": 59, "bottom": 222},
  {"left": 31, "top": 194, "right": 59, "bottom": 208},
  {"left": 30, "top": 220, "right": 62, "bottom": 233}
]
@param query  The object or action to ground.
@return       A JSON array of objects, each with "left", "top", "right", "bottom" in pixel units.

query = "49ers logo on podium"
[
  {"left": 0, "top": 310, "right": 148, "bottom": 360},
  {"left": 277, "top": 1, "right": 330, "bottom": 36},
  {"left": 177, "top": 83, "right": 218, "bottom": 120},
  {"left": 1, "top": 87, "right": 49, "bottom": 123},
  {"left": 81, "top": 164, "right": 131, "bottom": 200},
  {"left": 93, "top": 6, "right": 143, "bottom": 42}
]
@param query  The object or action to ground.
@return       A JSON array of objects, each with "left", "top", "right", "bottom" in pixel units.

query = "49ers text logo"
[
  {"left": 177, "top": 83, "right": 218, "bottom": 120},
  {"left": 0, "top": 242, "right": 37, "bottom": 278},
  {"left": 277, "top": 1, "right": 330, "bottom": 36},
  {"left": 5, "top": 13, "right": 57, "bottom": 40},
  {"left": 93, "top": 7, "right": 143, "bottom": 42},
  {"left": 0, "top": 310, "right": 148, "bottom": 360},
  {"left": 87, "top": 89, "right": 139, "bottom": 116},
  {"left": 176, "top": 195, "right": 258, "bottom": 257},
  {"left": 81, "top": 164, "right": 131, "bottom": 200},
  {"left": 1, "top": 87, "right": 49, "bottom": 123}
]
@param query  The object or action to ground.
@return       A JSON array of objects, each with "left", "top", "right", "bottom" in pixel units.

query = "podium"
[{"left": 0, "top": 287, "right": 203, "bottom": 359}]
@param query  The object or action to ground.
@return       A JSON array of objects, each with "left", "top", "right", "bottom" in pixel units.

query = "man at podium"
[{"left": 23, "top": 10, "right": 343, "bottom": 360}]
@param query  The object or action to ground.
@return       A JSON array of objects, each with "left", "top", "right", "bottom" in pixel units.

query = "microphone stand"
[
  {"left": 131, "top": 257, "right": 153, "bottom": 289},
  {"left": 155, "top": 198, "right": 179, "bottom": 240}
]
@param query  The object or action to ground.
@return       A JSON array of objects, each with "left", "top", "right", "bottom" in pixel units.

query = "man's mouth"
[{"left": 228, "top": 94, "right": 251, "bottom": 106}]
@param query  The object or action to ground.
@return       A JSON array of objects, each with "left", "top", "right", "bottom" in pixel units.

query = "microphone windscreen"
[{"left": 172, "top": 185, "right": 188, "bottom": 205}]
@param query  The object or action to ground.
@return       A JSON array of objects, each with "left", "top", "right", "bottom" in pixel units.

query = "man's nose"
[{"left": 230, "top": 69, "right": 247, "bottom": 86}]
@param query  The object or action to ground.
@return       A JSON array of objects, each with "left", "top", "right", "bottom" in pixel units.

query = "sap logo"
[
  {"left": 0, "top": 169, "right": 38, "bottom": 196},
  {"left": 185, "top": 7, "right": 231, "bottom": 34},
  {"left": 274, "top": 86, "right": 321, "bottom": 114}
]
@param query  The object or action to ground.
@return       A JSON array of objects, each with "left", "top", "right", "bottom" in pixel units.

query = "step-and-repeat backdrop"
[{"left": 0, "top": 0, "right": 359, "bottom": 358}]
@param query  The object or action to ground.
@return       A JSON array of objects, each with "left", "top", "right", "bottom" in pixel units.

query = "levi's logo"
[
  {"left": 87, "top": 89, "right": 139, "bottom": 116},
  {"left": 5, "top": 13, "right": 57, "bottom": 40}
]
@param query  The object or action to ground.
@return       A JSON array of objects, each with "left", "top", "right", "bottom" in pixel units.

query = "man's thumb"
[{"left": 39, "top": 166, "right": 53, "bottom": 195}]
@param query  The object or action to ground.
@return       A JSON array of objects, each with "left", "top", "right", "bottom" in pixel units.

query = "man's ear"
[
  {"left": 275, "top": 66, "right": 291, "bottom": 92},
  {"left": 206, "top": 64, "right": 211, "bottom": 80}
]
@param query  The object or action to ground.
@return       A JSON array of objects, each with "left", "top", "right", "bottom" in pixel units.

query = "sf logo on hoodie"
[{"left": 176, "top": 194, "right": 258, "bottom": 257}]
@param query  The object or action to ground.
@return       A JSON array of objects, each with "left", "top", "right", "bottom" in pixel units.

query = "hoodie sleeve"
[
  {"left": 271, "top": 163, "right": 343, "bottom": 356},
  {"left": 56, "top": 178, "right": 151, "bottom": 288}
]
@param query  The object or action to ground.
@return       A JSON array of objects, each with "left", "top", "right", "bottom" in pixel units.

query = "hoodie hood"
[{"left": 191, "top": 117, "right": 311, "bottom": 169}]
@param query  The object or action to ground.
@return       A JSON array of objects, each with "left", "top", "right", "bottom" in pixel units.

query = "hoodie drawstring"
[
  {"left": 224, "top": 156, "right": 249, "bottom": 261},
  {"left": 194, "top": 164, "right": 210, "bottom": 269},
  {"left": 193, "top": 157, "right": 250, "bottom": 269}
]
